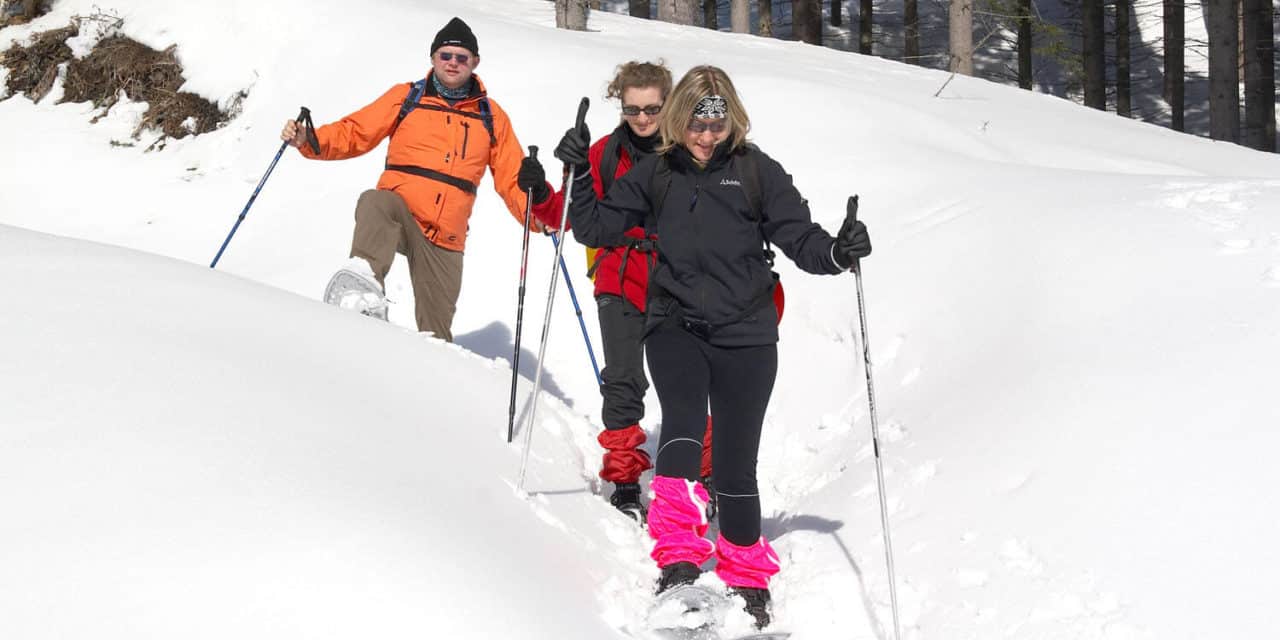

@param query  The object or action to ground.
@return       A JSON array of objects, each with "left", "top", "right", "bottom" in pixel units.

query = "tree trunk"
[
  {"left": 556, "top": 0, "right": 590, "bottom": 30},
  {"left": 1082, "top": 0, "right": 1106, "bottom": 110},
  {"left": 832, "top": 0, "right": 843, "bottom": 27},
  {"left": 1116, "top": 0, "right": 1132, "bottom": 116},
  {"left": 759, "top": 0, "right": 773, "bottom": 36},
  {"left": 1017, "top": 0, "right": 1032, "bottom": 88},
  {"left": 630, "top": 0, "right": 651, "bottom": 18},
  {"left": 1164, "top": 0, "right": 1185, "bottom": 131},
  {"left": 1205, "top": 0, "right": 1240, "bottom": 142},
  {"left": 793, "top": 0, "right": 822, "bottom": 44},
  {"left": 658, "top": 0, "right": 699, "bottom": 24},
  {"left": 859, "top": 0, "right": 873, "bottom": 53},
  {"left": 731, "top": 0, "right": 751, "bottom": 31},
  {"left": 1241, "top": 0, "right": 1276, "bottom": 151},
  {"left": 705, "top": 0, "right": 719, "bottom": 29},
  {"left": 949, "top": 0, "right": 973, "bottom": 74},
  {"left": 589, "top": 0, "right": 602, "bottom": 9},
  {"left": 904, "top": 0, "right": 920, "bottom": 64}
]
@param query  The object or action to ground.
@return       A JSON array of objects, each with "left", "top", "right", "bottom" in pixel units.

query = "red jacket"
[{"left": 580, "top": 133, "right": 655, "bottom": 312}]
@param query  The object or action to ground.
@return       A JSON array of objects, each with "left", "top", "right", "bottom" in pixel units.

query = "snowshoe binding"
[
  {"left": 609, "top": 481, "right": 646, "bottom": 524},
  {"left": 648, "top": 563, "right": 725, "bottom": 640},
  {"left": 323, "top": 259, "right": 388, "bottom": 321}
]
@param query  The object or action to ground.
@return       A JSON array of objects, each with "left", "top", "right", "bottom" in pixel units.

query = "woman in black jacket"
[{"left": 554, "top": 65, "right": 871, "bottom": 629}]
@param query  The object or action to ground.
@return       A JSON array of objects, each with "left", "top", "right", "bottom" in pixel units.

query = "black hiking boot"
[
  {"left": 609, "top": 482, "right": 646, "bottom": 524},
  {"left": 699, "top": 475, "right": 718, "bottom": 520},
  {"left": 731, "top": 586, "right": 772, "bottom": 630},
  {"left": 656, "top": 561, "right": 702, "bottom": 594}
]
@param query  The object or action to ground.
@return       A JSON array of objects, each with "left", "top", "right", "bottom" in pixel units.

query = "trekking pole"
[
  {"left": 847, "top": 195, "right": 902, "bottom": 640},
  {"left": 210, "top": 107, "right": 318, "bottom": 268},
  {"left": 507, "top": 146, "right": 540, "bottom": 443},
  {"left": 551, "top": 232, "right": 602, "bottom": 385},
  {"left": 518, "top": 97, "right": 588, "bottom": 490}
]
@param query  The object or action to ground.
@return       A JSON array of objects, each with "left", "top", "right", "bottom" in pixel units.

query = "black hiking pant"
[
  {"left": 597, "top": 294, "right": 648, "bottom": 430},
  {"left": 646, "top": 323, "right": 777, "bottom": 546}
]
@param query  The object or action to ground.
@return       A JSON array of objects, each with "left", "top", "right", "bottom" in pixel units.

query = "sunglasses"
[
  {"left": 437, "top": 52, "right": 470, "bottom": 64},
  {"left": 621, "top": 104, "right": 663, "bottom": 117},
  {"left": 687, "top": 120, "right": 728, "bottom": 134}
]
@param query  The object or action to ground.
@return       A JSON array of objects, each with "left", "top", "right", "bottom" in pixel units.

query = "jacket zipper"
[
  {"left": 691, "top": 177, "right": 708, "bottom": 319},
  {"left": 461, "top": 122, "right": 470, "bottom": 159}
]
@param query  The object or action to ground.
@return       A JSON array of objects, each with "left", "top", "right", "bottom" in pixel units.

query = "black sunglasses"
[
  {"left": 621, "top": 104, "right": 663, "bottom": 116},
  {"left": 438, "top": 52, "right": 470, "bottom": 64},
  {"left": 687, "top": 120, "right": 728, "bottom": 134}
]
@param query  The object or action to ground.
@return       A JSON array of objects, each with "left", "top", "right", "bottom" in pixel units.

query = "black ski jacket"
[{"left": 567, "top": 141, "right": 844, "bottom": 347}]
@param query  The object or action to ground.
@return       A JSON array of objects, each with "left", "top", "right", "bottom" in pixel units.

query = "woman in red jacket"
[
  {"left": 578, "top": 61, "right": 677, "bottom": 520},
  {"left": 522, "top": 61, "right": 700, "bottom": 519}
]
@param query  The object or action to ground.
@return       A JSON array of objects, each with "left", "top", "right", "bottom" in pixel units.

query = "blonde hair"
[
  {"left": 658, "top": 65, "right": 751, "bottom": 154},
  {"left": 605, "top": 60, "right": 674, "bottom": 102}
]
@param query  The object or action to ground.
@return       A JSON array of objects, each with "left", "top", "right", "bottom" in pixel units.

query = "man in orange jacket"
[{"left": 281, "top": 17, "right": 558, "bottom": 341}]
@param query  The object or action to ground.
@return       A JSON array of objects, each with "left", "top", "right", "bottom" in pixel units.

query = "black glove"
[
  {"left": 518, "top": 155, "right": 551, "bottom": 204},
  {"left": 553, "top": 121, "right": 591, "bottom": 172},
  {"left": 833, "top": 196, "right": 872, "bottom": 269}
]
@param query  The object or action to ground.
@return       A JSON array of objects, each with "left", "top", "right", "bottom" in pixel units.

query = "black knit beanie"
[{"left": 431, "top": 17, "right": 478, "bottom": 56}]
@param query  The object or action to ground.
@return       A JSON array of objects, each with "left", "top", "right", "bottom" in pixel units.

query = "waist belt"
[{"left": 385, "top": 164, "right": 477, "bottom": 195}]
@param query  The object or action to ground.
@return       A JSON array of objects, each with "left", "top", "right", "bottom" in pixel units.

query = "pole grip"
[
  {"left": 297, "top": 106, "right": 320, "bottom": 154},
  {"left": 844, "top": 195, "right": 861, "bottom": 272},
  {"left": 574, "top": 97, "right": 589, "bottom": 128},
  {"left": 529, "top": 145, "right": 538, "bottom": 159}
]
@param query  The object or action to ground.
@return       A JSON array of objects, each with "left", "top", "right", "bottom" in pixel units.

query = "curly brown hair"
[{"left": 605, "top": 60, "right": 674, "bottom": 102}]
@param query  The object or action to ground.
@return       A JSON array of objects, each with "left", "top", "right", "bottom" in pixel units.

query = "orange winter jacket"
[{"left": 300, "top": 74, "right": 552, "bottom": 252}]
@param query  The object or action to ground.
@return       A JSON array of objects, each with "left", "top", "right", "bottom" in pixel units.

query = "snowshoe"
[
  {"left": 323, "top": 261, "right": 387, "bottom": 321},
  {"left": 609, "top": 481, "right": 646, "bottom": 524},
  {"left": 647, "top": 582, "right": 729, "bottom": 640}
]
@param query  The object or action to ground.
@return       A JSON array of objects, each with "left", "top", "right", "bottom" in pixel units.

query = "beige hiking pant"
[{"left": 350, "top": 189, "right": 464, "bottom": 341}]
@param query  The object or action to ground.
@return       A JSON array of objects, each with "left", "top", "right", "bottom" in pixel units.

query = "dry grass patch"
[
  {"left": 2, "top": 17, "right": 231, "bottom": 145},
  {"left": 1, "top": 23, "right": 74, "bottom": 101}
]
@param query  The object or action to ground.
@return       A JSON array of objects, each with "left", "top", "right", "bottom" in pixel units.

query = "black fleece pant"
[
  {"left": 597, "top": 294, "right": 649, "bottom": 430},
  {"left": 646, "top": 323, "right": 777, "bottom": 546}
]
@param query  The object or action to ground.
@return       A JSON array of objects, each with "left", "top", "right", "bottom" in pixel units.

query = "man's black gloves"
[
  {"left": 553, "top": 120, "right": 591, "bottom": 173},
  {"left": 833, "top": 196, "right": 872, "bottom": 270},
  {"left": 518, "top": 155, "right": 551, "bottom": 204}
]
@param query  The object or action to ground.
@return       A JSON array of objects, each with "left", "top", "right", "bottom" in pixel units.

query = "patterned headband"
[{"left": 693, "top": 95, "right": 728, "bottom": 119}]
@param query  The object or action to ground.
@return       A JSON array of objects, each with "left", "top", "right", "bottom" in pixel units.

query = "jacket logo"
[{"left": 720, "top": 178, "right": 742, "bottom": 187}]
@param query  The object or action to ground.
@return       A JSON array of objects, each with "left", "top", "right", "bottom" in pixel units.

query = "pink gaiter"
[
  {"left": 647, "top": 475, "right": 715, "bottom": 568},
  {"left": 715, "top": 534, "right": 781, "bottom": 589}
]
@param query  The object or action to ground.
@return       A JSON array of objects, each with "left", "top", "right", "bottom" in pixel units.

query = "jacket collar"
[
  {"left": 612, "top": 122, "right": 658, "bottom": 161},
  {"left": 424, "top": 72, "right": 487, "bottom": 101},
  {"left": 669, "top": 140, "right": 736, "bottom": 173}
]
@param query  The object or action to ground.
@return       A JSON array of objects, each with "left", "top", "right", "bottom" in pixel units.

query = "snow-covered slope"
[
  {"left": 3, "top": 1, "right": 1280, "bottom": 638},
  {"left": 0, "top": 225, "right": 640, "bottom": 639}
]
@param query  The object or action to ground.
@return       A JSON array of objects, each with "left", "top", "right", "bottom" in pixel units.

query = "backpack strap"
[
  {"left": 476, "top": 97, "right": 497, "bottom": 145},
  {"left": 391, "top": 79, "right": 496, "bottom": 145},
  {"left": 649, "top": 153, "right": 672, "bottom": 223},
  {"left": 599, "top": 133, "right": 623, "bottom": 196},
  {"left": 391, "top": 80, "right": 428, "bottom": 137},
  {"left": 735, "top": 145, "right": 775, "bottom": 266}
]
